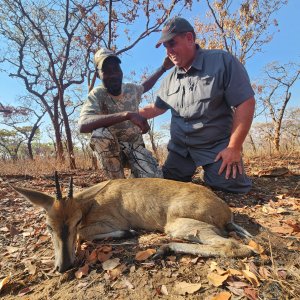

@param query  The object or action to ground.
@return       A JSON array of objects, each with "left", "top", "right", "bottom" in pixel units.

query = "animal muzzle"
[{"left": 55, "top": 256, "right": 73, "bottom": 273}]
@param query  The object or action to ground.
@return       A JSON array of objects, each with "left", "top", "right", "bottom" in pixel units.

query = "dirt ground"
[{"left": 0, "top": 155, "right": 299, "bottom": 300}]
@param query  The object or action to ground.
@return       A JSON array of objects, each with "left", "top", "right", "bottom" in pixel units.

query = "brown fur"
[{"left": 13, "top": 178, "right": 254, "bottom": 272}]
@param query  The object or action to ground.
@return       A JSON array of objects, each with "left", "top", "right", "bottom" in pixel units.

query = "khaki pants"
[{"left": 90, "top": 128, "right": 163, "bottom": 179}]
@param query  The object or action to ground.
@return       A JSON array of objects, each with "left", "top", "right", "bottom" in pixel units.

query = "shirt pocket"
[
  {"left": 166, "top": 84, "right": 181, "bottom": 108},
  {"left": 195, "top": 75, "right": 215, "bottom": 101}
]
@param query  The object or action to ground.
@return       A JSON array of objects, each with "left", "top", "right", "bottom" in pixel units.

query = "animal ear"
[
  {"left": 74, "top": 181, "right": 111, "bottom": 205},
  {"left": 11, "top": 185, "right": 55, "bottom": 211}
]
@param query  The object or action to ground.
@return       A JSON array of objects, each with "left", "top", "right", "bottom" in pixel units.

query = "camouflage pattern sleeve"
[
  {"left": 136, "top": 84, "right": 144, "bottom": 104},
  {"left": 121, "top": 83, "right": 144, "bottom": 106},
  {"left": 79, "top": 86, "right": 104, "bottom": 125}
]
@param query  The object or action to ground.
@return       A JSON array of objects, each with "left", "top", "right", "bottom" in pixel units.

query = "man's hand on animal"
[
  {"left": 215, "top": 147, "right": 243, "bottom": 179},
  {"left": 127, "top": 112, "right": 150, "bottom": 134}
]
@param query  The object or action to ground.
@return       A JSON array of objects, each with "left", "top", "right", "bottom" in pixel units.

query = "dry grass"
[
  {"left": 0, "top": 149, "right": 299, "bottom": 177},
  {"left": 244, "top": 150, "right": 300, "bottom": 175},
  {"left": 0, "top": 155, "right": 95, "bottom": 177},
  {"left": 0, "top": 150, "right": 299, "bottom": 299}
]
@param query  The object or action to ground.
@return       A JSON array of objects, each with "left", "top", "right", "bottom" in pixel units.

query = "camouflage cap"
[
  {"left": 94, "top": 48, "right": 121, "bottom": 70},
  {"left": 156, "top": 16, "right": 194, "bottom": 48}
]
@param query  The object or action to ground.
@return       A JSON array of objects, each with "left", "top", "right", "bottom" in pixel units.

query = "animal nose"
[
  {"left": 56, "top": 263, "right": 72, "bottom": 273},
  {"left": 56, "top": 264, "right": 64, "bottom": 273}
]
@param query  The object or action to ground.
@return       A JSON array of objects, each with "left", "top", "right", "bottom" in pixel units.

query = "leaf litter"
[{"left": 0, "top": 157, "right": 299, "bottom": 299}]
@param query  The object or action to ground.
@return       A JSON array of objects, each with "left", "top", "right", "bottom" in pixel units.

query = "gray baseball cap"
[
  {"left": 156, "top": 17, "right": 194, "bottom": 48},
  {"left": 94, "top": 48, "right": 121, "bottom": 70}
]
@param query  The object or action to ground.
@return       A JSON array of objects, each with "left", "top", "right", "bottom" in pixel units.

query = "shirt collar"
[
  {"left": 192, "top": 45, "right": 204, "bottom": 71},
  {"left": 176, "top": 44, "right": 203, "bottom": 77}
]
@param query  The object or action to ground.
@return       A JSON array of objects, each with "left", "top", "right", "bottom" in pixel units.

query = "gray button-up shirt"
[{"left": 155, "top": 46, "right": 254, "bottom": 165}]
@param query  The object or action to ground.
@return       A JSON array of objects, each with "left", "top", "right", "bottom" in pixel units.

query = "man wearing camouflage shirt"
[{"left": 79, "top": 48, "right": 173, "bottom": 179}]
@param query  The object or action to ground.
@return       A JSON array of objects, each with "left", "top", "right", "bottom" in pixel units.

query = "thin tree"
[
  {"left": 194, "top": 0, "right": 287, "bottom": 64},
  {"left": 0, "top": 0, "right": 187, "bottom": 168},
  {"left": 0, "top": 104, "right": 46, "bottom": 159},
  {"left": 0, "top": 0, "right": 100, "bottom": 168},
  {"left": 0, "top": 128, "right": 27, "bottom": 160},
  {"left": 255, "top": 62, "right": 300, "bottom": 152},
  {"left": 192, "top": 0, "right": 288, "bottom": 152}
]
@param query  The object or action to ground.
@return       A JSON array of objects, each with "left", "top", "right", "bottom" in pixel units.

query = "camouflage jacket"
[{"left": 79, "top": 83, "right": 145, "bottom": 144}]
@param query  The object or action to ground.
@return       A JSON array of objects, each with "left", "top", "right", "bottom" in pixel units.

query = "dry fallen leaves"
[
  {"left": 102, "top": 258, "right": 120, "bottom": 271},
  {"left": 23, "top": 260, "right": 37, "bottom": 275},
  {"left": 97, "top": 245, "right": 113, "bottom": 262},
  {"left": 211, "top": 291, "right": 232, "bottom": 300},
  {"left": 18, "top": 287, "right": 32, "bottom": 296},
  {"left": 122, "top": 279, "right": 134, "bottom": 290},
  {"left": 248, "top": 240, "right": 265, "bottom": 255},
  {"left": 271, "top": 226, "right": 294, "bottom": 235},
  {"left": 172, "top": 281, "right": 202, "bottom": 295},
  {"left": 6, "top": 224, "right": 20, "bottom": 238},
  {"left": 75, "top": 264, "right": 89, "bottom": 279},
  {"left": 135, "top": 248, "right": 156, "bottom": 261},
  {"left": 207, "top": 272, "right": 229, "bottom": 287},
  {"left": 244, "top": 287, "right": 258, "bottom": 300},
  {"left": 258, "top": 266, "right": 271, "bottom": 280},
  {"left": 87, "top": 249, "right": 98, "bottom": 264},
  {"left": 242, "top": 270, "right": 260, "bottom": 287},
  {"left": 107, "top": 264, "right": 126, "bottom": 280},
  {"left": 160, "top": 284, "right": 169, "bottom": 295},
  {"left": 227, "top": 280, "right": 250, "bottom": 296},
  {"left": 0, "top": 275, "right": 11, "bottom": 293},
  {"left": 284, "top": 219, "right": 300, "bottom": 233}
]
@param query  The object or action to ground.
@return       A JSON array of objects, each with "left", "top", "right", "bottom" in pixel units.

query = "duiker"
[{"left": 13, "top": 174, "right": 254, "bottom": 272}]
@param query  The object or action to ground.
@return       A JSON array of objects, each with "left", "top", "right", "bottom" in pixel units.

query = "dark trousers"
[{"left": 162, "top": 150, "right": 252, "bottom": 194}]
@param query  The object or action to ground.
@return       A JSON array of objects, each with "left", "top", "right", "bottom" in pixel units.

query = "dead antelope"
[{"left": 13, "top": 174, "right": 254, "bottom": 273}]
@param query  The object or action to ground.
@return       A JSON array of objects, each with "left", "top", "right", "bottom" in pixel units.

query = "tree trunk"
[
  {"left": 274, "top": 123, "right": 281, "bottom": 152},
  {"left": 59, "top": 91, "right": 76, "bottom": 169},
  {"left": 91, "top": 153, "right": 98, "bottom": 170},
  {"left": 27, "top": 112, "right": 45, "bottom": 160},
  {"left": 53, "top": 120, "right": 64, "bottom": 162},
  {"left": 248, "top": 134, "right": 257, "bottom": 154},
  {"left": 148, "top": 130, "right": 159, "bottom": 161},
  {"left": 27, "top": 140, "right": 33, "bottom": 160}
]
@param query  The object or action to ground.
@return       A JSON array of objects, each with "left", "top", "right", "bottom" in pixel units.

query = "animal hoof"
[
  {"left": 128, "top": 229, "right": 138, "bottom": 237},
  {"left": 152, "top": 245, "right": 172, "bottom": 259}
]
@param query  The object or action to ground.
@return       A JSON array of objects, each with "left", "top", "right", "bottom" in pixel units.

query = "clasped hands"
[{"left": 128, "top": 112, "right": 150, "bottom": 134}]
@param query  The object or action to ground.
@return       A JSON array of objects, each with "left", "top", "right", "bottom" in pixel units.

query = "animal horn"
[
  {"left": 54, "top": 171, "right": 62, "bottom": 200},
  {"left": 67, "top": 177, "right": 73, "bottom": 199}
]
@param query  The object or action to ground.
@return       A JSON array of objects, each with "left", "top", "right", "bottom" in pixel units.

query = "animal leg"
[
  {"left": 160, "top": 218, "right": 253, "bottom": 258},
  {"left": 79, "top": 224, "right": 137, "bottom": 241},
  {"left": 90, "top": 229, "right": 137, "bottom": 240}
]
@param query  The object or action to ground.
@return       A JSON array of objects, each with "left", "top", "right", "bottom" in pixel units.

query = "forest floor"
[{"left": 0, "top": 154, "right": 299, "bottom": 300}]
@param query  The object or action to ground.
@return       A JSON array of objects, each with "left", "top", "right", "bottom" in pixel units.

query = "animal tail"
[{"left": 226, "top": 222, "right": 253, "bottom": 239}]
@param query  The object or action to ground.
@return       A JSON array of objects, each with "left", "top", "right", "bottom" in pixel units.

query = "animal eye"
[
  {"left": 76, "top": 219, "right": 82, "bottom": 227},
  {"left": 47, "top": 225, "right": 53, "bottom": 232}
]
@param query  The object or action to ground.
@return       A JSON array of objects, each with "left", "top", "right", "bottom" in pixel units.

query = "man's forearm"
[
  {"left": 142, "top": 66, "right": 166, "bottom": 93},
  {"left": 79, "top": 112, "right": 131, "bottom": 133},
  {"left": 139, "top": 103, "right": 166, "bottom": 119},
  {"left": 228, "top": 97, "right": 255, "bottom": 151}
]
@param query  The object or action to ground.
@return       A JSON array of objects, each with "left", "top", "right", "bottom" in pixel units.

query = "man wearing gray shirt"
[{"left": 140, "top": 17, "right": 255, "bottom": 193}]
